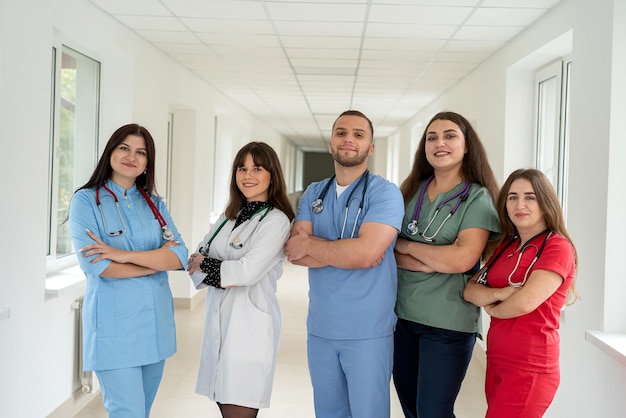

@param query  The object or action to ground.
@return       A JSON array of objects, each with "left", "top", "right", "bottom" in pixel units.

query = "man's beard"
[{"left": 331, "top": 147, "right": 369, "bottom": 167}]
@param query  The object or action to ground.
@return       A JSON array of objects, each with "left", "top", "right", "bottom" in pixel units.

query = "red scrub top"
[{"left": 485, "top": 233, "right": 576, "bottom": 373}]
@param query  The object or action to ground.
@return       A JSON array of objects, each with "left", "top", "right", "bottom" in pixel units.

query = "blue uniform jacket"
[{"left": 69, "top": 180, "right": 188, "bottom": 371}]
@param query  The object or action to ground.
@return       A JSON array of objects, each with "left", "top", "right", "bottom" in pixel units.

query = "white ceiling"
[{"left": 87, "top": 0, "right": 562, "bottom": 151}]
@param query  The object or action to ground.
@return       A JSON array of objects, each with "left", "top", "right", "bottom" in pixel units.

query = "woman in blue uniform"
[{"left": 69, "top": 124, "right": 188, "bottom": 418}]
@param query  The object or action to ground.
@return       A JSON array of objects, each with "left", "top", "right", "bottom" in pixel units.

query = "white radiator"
[{"left": 72, "top": 297, "right": 99, "bottom": 394}]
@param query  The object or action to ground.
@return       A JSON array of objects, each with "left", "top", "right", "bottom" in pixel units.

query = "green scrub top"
[{"left": 395, "top": 182, "right": 499, "bottom": 333}]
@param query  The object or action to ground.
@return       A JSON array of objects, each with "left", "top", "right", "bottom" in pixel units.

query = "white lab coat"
[{"left": 190, "top": 208, "right": 291, "bottom": 409}]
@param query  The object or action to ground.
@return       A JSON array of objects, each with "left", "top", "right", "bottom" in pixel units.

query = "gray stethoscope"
[
  {"left": 406, "top": 176, "right": 471, "bottom": 242},
  {"left": 311, "top": 170, "right": 369, "bottom": 239},
  {"left": 476, "top": 229, "right": 553, "bottom": 287},
  {"left": 199, "top": 204, "right": 271, "bottom": 255},
  {"left": 96, "top": 184, "right": 174, "bottom": 240}
]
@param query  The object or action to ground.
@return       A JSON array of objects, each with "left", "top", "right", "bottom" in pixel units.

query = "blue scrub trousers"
[
  {"left": 95, "top": 360, "right": 166, "bottom": 418},
  {"left": 392, "top": 319, "right": 476, "bottom": 418},
  {"left": 307, "top": 333, "right": 393, "bottom": 418}
]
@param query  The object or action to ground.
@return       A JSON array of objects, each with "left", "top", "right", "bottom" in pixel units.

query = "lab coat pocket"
[
  {"left": 225, "top": 291, "right": 273, "bottom": 364},
  {"left": 218, "top": 289, "right": 275, "bottom": 402}
]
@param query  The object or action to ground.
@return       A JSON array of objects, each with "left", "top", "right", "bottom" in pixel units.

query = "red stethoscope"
[{"left": 95, "top": 184, "right": 174, "bottom": 240}]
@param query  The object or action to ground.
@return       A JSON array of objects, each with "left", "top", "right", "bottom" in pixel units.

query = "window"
[
  {"left": 48, "top": 45, "right": 100, "bottom": 268},
  {"left": 165, "top": 112, "right": 174, "bottom": 209},
  {"left": 534, "top": 58, "right": 572, "bottom": 213}
]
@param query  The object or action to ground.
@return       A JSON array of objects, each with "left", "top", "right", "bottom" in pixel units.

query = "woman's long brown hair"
[
  {"left": 496, "top": 168, "right": 578, "bottom": 304},
  {"left": 76, "top": 124, "right": 157, "bottom": 193},
  {"left": 399, "top": 111, "right": 499, "bottom": 203},
  {"left": 224, "top": 142, "right": 295, "bottom": 221}
]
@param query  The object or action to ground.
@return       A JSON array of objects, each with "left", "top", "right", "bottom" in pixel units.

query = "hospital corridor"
[
  {"left": 70, "top": 262, "right": 487, "bottom": 418},
  {"left": 2, "top": 0, "right": 626, "bottom": 417}
]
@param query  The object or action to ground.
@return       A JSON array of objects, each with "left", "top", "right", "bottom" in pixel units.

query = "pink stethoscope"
[
  {"left": 406, "top": 175, "right": 471, "bottom": 242},
  {"left": 95, "top": 184, "right": 174, "bottom": 240}
]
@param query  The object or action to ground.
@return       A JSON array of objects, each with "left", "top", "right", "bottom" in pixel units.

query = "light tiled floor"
[{"left": 74, "top": 262, "right": 487, "bottom": 418}]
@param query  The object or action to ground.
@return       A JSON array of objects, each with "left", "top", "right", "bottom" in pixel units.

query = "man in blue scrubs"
[{"left": 285, "top": 110, "right": 404, "bottom": 418}]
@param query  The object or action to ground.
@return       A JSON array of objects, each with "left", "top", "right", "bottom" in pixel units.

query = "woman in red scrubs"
[{"left": 464, "top": 168, "right": 578, "bottom": 418}]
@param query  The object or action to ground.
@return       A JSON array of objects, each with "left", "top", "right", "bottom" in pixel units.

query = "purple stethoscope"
[{"left": 406, "top": 176, "right": 471, "bottom": 242}]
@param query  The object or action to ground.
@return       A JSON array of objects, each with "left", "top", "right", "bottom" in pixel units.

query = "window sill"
[
  {"left": 45, "top": 265, "right": 86, "bottom": 297},
  {"left": 585, "top": 330, "right": 626, "bottom": 367},
  {"left": 0, "top": 308, "right": 10, "bottom": 321}
]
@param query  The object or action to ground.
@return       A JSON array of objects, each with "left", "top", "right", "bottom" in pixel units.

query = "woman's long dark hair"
[
  {"left": 224, "top": 142, "right": 296, "bottom": 221},
  {"left": 496, "top": 168, "right": 578, "bottom": 304},
  {"left": 76, "top": 124, "right": 157, "bottom": 193},
  {"left": 399, "top": 111, "right": 499, "bottom": 203}
]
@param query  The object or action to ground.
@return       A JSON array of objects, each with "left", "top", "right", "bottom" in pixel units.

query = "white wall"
[
  {"left": 392, "top": 0, "right": 626, "bottom": 416},
  {"left": 0, "top": 0, "right": 293, "bottom": 416}
]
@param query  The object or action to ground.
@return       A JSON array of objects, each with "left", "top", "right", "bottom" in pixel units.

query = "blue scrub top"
[
  {"left": 296, "top": 172, "right": 404, "bottom": 340},
  {"left": 69, "top": 180, "right": 188, "bottom": 371}
]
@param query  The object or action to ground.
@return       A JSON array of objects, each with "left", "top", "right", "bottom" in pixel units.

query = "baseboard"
[
  {"left": 47, "top": 388, "right": 100, "bottom": 418},
  {"left": 174, "top": 288, "right": 206, "bottom": 310}
]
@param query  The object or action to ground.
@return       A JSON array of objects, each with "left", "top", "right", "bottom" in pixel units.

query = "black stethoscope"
[
  {"left": 406, "top": 176, "right": 471, "bottom": 242},
  {"left": 199, "top": 204, "right": 271, "bottom": 255},
  {"left": 476, "top": 229, "right": 553, "bottom": 287},
  {"left": 311, "top": 170, "right": 369, "bottom": 239},
  {"left": 95, "top": 184, "right": 174, "bottom": 240}
]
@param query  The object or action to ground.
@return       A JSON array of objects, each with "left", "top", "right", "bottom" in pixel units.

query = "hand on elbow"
[{"left": 358, "top": 252, "right": 385, "bottom": 269}]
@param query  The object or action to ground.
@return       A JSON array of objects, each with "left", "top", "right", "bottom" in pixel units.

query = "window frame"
[
  {"left": 47, "top": 40, "right": 101, "bottom": 272},
  {"left": 533, "top": 56, "right": 572, "bottom": 217}
]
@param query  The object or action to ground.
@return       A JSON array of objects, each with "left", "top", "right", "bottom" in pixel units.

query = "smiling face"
[
  {"left": 236, "top": 153, "right": 271, "bottom": 202},
  {"left": 329, "top": 114, "right": 374, "bottom": 168},
  {"left": 506, "top": 178, "right": 547, "bottom": 237},
  {"left": 424, "top": 119, "right": 467, "bottom": 174},
  {"left": 109, "top": 134, "right": 148, "bottom": 188}
]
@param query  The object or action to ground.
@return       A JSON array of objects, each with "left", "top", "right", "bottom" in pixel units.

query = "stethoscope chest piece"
[
  {"left": 311, "top": 198, "right": 324, "bottom": 214},
  {"left": 406, "top": 221, "right": 419, "bottom": 236},
  {"left": 162, "top": 227, "right": 174, "bottom": 241}
]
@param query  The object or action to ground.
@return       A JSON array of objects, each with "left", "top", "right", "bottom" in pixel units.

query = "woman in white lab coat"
[{"left": 187, "top": 142, "right": 295, "bottom": 418}]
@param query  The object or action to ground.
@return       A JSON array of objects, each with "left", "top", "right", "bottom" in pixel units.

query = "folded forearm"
[
  {"left": 124, "top": 248, "right": 183, "bottom": 271},
  {"left": 307, "top": 238, "right": 382, "bottom": 269},
  {"left": 101, "top": 262, "right": 157, "bottom": 279}
]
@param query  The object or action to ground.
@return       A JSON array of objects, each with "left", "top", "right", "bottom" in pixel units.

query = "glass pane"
[
  {"left": 55, "top": 46, "right": 100, "bottom": 258},
  {"left": 536, "top": 75, "right": 560, "bottom": 189},
  {"left": 48, "top": 47, "right": 57, "bottom": 256}
]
